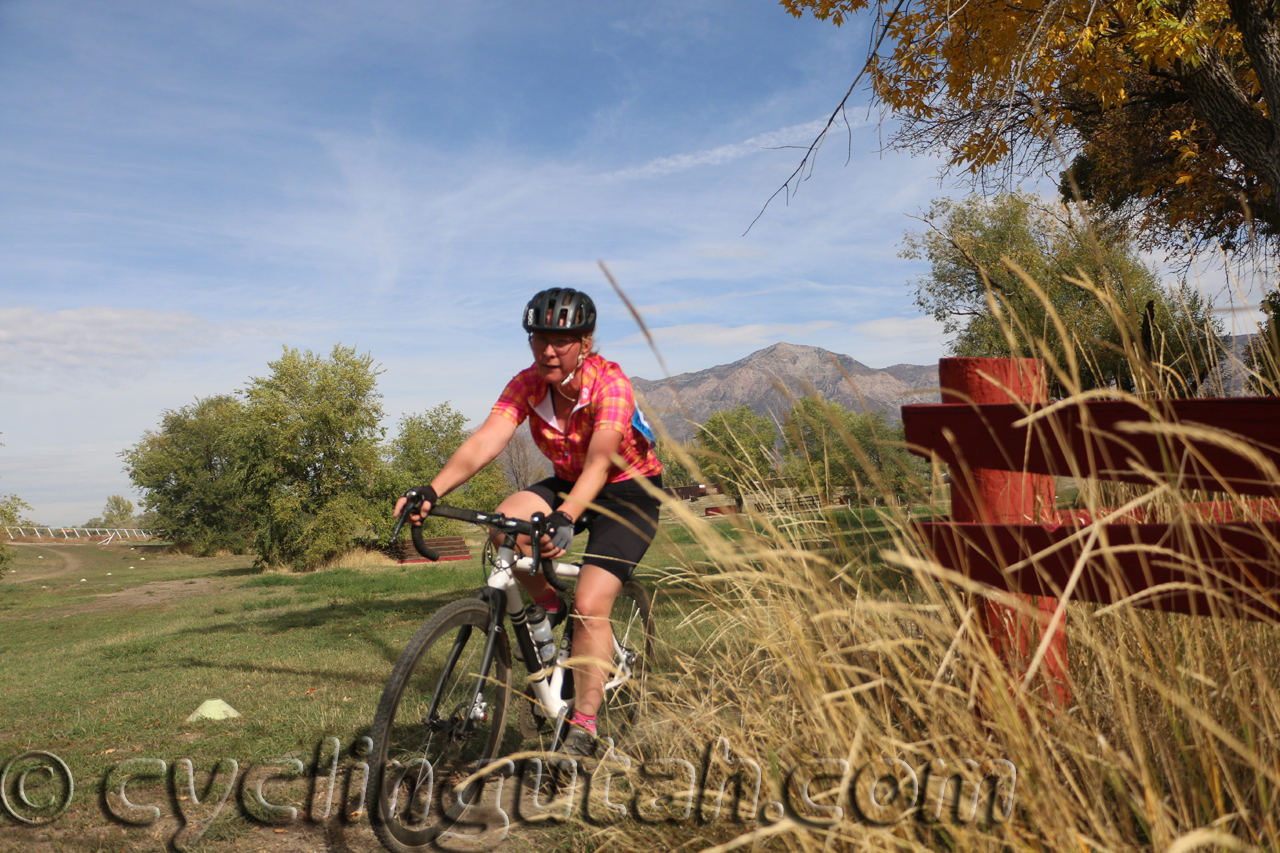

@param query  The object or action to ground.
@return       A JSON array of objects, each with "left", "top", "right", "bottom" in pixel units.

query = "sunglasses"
[{"left": 529, "top": 334, "right": 582, "bottom": 352}]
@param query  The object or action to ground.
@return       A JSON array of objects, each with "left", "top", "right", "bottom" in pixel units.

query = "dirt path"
[
  {"left": 65, "top": 575, "right": 228, "bottom": 614},
  {"left": 9, "top": 542, "right": 231, "bottom": 617},
  {"left": 8, "top": 542, "right": 88, "bottom": 583},
  {"left": 3, "top": 760, "right": 573, "bottom": 853}
]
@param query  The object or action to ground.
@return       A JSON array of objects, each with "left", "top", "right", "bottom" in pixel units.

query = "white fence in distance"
[{"left": 4, "top": 526, "right": 158, "bottom": 541}]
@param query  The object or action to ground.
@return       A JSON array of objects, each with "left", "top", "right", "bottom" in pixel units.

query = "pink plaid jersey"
[{"left": 491, "top": 354, "right": 662, "bottom": 483}]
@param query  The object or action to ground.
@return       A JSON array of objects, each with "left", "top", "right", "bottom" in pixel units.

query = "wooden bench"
[
  {"left": 762, "top": 494, "right": 822, "bottom": 514},
  {"left": 392, "top": 536, "right": 472, "bottom": 563}
]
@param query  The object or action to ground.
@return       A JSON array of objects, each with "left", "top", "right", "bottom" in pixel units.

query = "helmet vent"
[{"left": 523, "top": 288, "right": 597, "bottom": 334}]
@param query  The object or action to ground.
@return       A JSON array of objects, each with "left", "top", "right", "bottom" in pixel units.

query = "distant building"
[{"left": 663, "top": 483, "right": 723, "bottom": 501}]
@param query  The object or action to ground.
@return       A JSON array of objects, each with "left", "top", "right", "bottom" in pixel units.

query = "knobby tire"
[{"left": 370, "top": 597, "right": 512, "bottom": 853}]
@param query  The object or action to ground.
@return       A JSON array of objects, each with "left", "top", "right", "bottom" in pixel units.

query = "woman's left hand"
[
  {"left": 540, "top": 510, "right": 575, "bottom": 558},
  {"left": 538, "top": 534, "right": 566, "bottom": 559}
]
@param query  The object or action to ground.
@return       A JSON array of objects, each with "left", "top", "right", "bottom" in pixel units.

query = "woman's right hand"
[{"left": 393, "top": 486, "right": 438, "bottom": 525}]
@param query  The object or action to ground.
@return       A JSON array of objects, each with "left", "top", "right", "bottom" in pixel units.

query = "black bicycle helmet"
[{"left": 523, "top": 288, "right": 597, "bottom": 334}]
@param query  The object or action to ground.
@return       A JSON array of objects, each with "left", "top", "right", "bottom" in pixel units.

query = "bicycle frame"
[
  {"left": 504, "top": 557, "right": 638, "bottom": 693},
  {"left": 391, "top": 500, "right": 637, "bottom": 747},
  {"left": 488, "top": 540, "right": 580, "bottom": 732},
  {"left": 453, "top": 540, "right": 636, "bottom": 746}
]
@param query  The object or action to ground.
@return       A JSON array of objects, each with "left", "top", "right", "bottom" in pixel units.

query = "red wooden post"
[{"left": 939, "top": 358, "right": 1070, "bottom": 707}]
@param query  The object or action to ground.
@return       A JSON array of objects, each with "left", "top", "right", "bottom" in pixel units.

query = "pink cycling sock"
[
  {"left": 535, "top": 591, "right": 562, "bottom": 613},
  {"left": 570, "top": 711, "right": 597, "bottom": 734}
]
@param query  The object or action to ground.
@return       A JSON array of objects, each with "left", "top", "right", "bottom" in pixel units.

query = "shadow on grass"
[
  {"left": 212, "top": 565, "right": 260, "bottom": 578},
  {"left": 178, "top": 589, "right": 472, "bottom": 660},
  {"left": 169, "top": 654, "right": 391, "bottom": 687}
]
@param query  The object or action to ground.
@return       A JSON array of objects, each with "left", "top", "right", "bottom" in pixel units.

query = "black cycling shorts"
[{"left": 523, "top": 474, "right": 663, "bottom": 583}]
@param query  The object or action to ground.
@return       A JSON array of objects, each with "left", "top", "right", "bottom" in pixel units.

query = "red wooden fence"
[
  {"left": 900, "top": 358, "right": 1280, "bottom": 705},
  {"left": 933, "top": 358, "right": 1068, "bottom": 705},
  {"left": 904, "top": 396, "right": 1280, "bottom": 496}
]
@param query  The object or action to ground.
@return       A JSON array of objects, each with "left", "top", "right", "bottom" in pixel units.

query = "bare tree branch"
[
  {"left": 496, "top": 429, "right": 549, "bottom": 491},
  {"left": 744, "top": 0, "right": 909, "bottom": 236}
]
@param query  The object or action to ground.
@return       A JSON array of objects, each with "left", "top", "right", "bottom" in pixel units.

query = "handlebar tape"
[
  {"left": 426, "top": 504, "right": 535, "bottom": 535},
  {"left": 409, "top": 524, "right": 441, "bottom": 561},
  {"left": 403, "top": 504, "right": 567, "bottom": 585},
  {"left": 427, "top": 504, "right": 492, "bottom": 523}
]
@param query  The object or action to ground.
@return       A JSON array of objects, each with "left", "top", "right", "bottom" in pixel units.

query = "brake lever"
[
  {"left": 528, "top": 511, "right": 544, "bottom": 580},
  {"left": 387, "top": 494, "right": 422, "bottom": 549},
  {"left": 528, "top": 511, "right": 569, "bottom": 592}
]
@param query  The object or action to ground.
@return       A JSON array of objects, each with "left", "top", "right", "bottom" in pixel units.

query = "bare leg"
[
  {"left": 491, "top": 491, "right": 620, "bottom": 718},
  {"left": 568, "top": 564, "right": 622, "bottom": 717},
  {"left": 492, "top": 490, "right": 558, "bottom": 602}
]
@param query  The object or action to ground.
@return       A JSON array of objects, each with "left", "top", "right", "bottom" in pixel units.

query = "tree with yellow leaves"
[{"left": 781, "top": 0, "right": 1280, "bottom": 255}]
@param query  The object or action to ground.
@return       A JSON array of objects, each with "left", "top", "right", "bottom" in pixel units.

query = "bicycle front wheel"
[{"left": 370, "top": 597, "right": 512, "bottom": 853}]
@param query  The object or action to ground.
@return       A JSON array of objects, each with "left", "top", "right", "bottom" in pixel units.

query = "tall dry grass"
[
  {"left": 600, "top": 267, "right": 1280, "bottom": 852},
  {"left": 319, "top": 546, "right": 400, "bottom": 571}
]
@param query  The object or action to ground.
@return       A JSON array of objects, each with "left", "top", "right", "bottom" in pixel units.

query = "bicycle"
[{"left": 369, "top": 499, "right": 655, "bottom": 852}]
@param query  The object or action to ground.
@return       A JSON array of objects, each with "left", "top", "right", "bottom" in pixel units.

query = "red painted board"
[
  {"left": 917, "top": 521, "right": 1280, "bottom": 621},
  {"left": 902, "top": 398, "right": 1280, "bottom": 496}
]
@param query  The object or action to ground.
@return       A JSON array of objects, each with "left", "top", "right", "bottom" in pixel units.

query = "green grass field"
[
  {"left": 0, "top": 508, "right": 929, "bottom": 852},
  {"left": 0, "top": 520, "right": 752, "bottom": 853}
]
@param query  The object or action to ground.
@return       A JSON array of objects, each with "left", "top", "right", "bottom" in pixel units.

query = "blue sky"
[{"left": 0, "top": 1, "right": 1257, "bottom": 525}]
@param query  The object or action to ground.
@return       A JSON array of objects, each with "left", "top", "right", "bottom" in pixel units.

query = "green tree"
[
  {"left": 1246, "top": 289, "right": 1280, "bottom": 395},
  {"left": 0, "top": 488, "right": 31, "bottom": 573},
  {"left": 693, "top": 406, "right": 779, "bottom": 499},
  {"left": 122, "top": 394, "right": 253, "bottom": 555},
  {"left": 236, "top": 345, "right": 386, "bottom": 570},
  {"left": 654, "top": 439, "right": 696, "bottom": 489},
  {"left": 102, "top": 495, "right": 136, "bottom": 527},
  {"left": 0, "top": 493, "right": 30, "bottom": 525},
  {"left": 782, "top": 399, "right": 924, "bottom": 506},
  {"left": 384, "top": 403, "right": 507, "bottom": 537},
  {"left": 902, "top": 194, "right": 1224, "bottom": 396}
]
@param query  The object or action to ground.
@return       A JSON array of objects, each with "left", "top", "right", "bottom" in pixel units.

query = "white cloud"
[
  {"left": 852, "top": 316, "right": 949, "bottom": 341},
  {"left": 616, "top": 320, "right": 839, "bottom": 349},
  {"left": 0, "top": 306, "right": 219, "bottom": 386},
  {"left": 533, "top": 260, "right": 611, "bottom": 285},
  {"left": 605, "top": 118, "right": 839, "bottom": 180},
  {"left": 629, "top": 296, "right": 716, "bottom": 318},
  {"left": 696, "top": 243, "right": 768, "bottom": 260}
]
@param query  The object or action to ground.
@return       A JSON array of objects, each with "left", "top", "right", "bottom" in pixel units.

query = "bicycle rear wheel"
[{"left": 370, "top": 597, "right": 512, "bottom": 853}]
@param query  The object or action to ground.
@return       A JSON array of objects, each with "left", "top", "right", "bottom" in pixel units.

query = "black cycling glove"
[
  {"left": 545, "top": 510, "right": 575, "bottom": 552},
  {"left": 402, "top": 485, "right": 438, "bottom": 513}
]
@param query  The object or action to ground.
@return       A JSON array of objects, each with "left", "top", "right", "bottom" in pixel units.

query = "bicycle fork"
[
  {"left": 424, "top": 589, "right": 509, "bottom": 735},
  {"left": 424, "top": 538, "right": 553, "bottom": 735}
]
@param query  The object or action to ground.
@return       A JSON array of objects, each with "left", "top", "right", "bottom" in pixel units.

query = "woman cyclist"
[{"left": 392, "top": 287, "right": 663, "bottom": 764}]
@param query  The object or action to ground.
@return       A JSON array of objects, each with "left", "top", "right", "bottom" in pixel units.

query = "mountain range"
[{"left": 630, "top": 342, "right": 941, "bottom": 443}]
